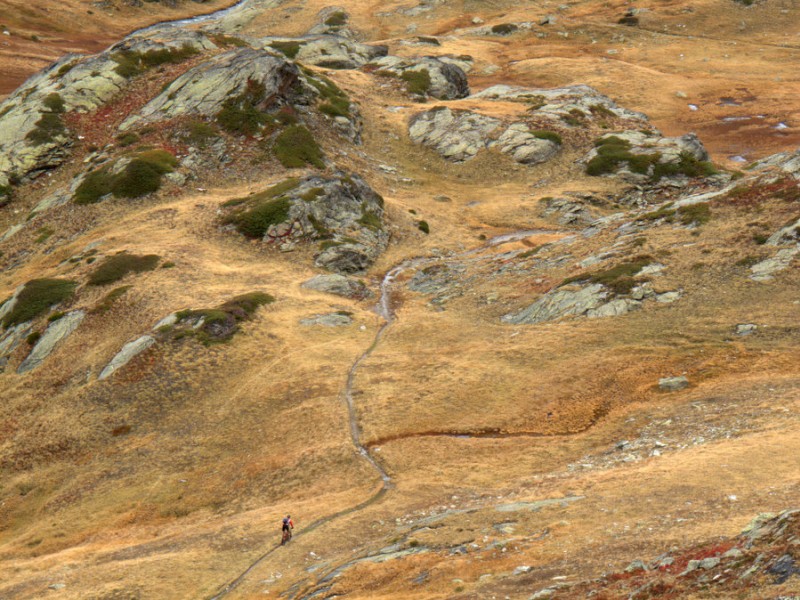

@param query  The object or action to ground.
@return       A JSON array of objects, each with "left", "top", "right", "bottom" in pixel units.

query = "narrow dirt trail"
[{"left": 207, "top": 230, "right": 560, "bottom": 599}]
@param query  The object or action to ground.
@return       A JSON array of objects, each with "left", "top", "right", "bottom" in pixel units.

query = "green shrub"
[
  {"left": 183, "top": 120, "right": 218, "bottom": 147},
  {"left": 358, "top": 206, "right": 382, "bottom": 231},
  {"left": 2, "top": 279, "right": 77, "bottom": 327},
  {"left": 637, "top": 202, "right": 676, "bottom": 222},
  {"left": 270, "top": 41, "right": 301, "bottom": 59},
  {"left": 274, "top": 125, "right": 324, "bottom": 169},
  {"left": 116, "top": 132, "right": 139, "bottom": 147},
  {"left": 401, "top": 69, "right": 431, "bottom": 96},
  {"left": 324, "top": 11, "right": 348, "bottom": 26},
  {"left": 227, "top": 197, "right": 292, "bottom": 238},
  {"left": 112, "top": 44, "right": 199, "bottom": 79},
  {"left": 92, "top": 285, "right": 131, "bottom": 314},
  {"left": 752, "top": 233, "right": 769, "bottom": 245},
  {"left": 676, "top": 202, "right": 711, "bottom": 226},
  {"left": 589, "top": 103, "right": 615, "bottom": 118},
  {"left": 532, "top": 130, "right": 562, "bottom": 145},
  {"left": 75, "top": 149, "right": 177, "bottom": 204},
  {"left": 57, "top": 62, "right": 75, "bottom": 76},
  {"left": 211, "top": 34, "right": 248, "bottom": 48},
  {"left": 47, "top": 311, "right": 65, "bottom": 322},
  {"left": 26, "top": 331, "right": 41, "bottom": 346},
  {"left": 319, "top": 97, "right": 351, "bottom": 118},
  {"left": 25, "top": 112, "right": 66, "bottom": 145},
  {"left": 562, "top": 255, "right": 653, "bottom": 296},
  {"left": 221, "top": 291, "right": 275, "bottom": 317},
  {"left": 42, "top": 93, "right": 65, "bottom": 113},
  {"left": 174, "top": 291, "right": 274, "bottom": 343},
  {"left": 216, "top": 79, "right": 271, "bottom": 135},
  {"left": 88, "top": 253, "right": 160, "bottom": 285},
  {"left": 491, "top": 23, "right": 518, "bottom": 35},
  {"left": 417, "top": 220, "right": 430, "bottom": 234}
]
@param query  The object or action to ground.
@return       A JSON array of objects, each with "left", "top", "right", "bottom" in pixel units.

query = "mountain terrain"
[{"left": 0, "top": 0, "right": 799, "bottom": 599}]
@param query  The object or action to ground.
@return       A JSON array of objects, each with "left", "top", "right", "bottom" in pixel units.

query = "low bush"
[
  {"left": 491, "top": 23, "right": 518, "bottom": 35},
  {"left": 274, "top": 125, "right": 324, "bottom": 169},
  {"left": 270, "top": 41, "right": 301, "bottom": 59},
  {"left": 174, "top": 291, "right": 274, "bottom": 343},
  {"left": 74, "top": 149, "right": 177, "bottom": 204},
  {"left": 183, "top": 120, "right": 218, "bottom": 147},
  {"left": 216, "top": 79, "right": 271, "bottom": 135},
  {"left": 2, "top": 279, "right": 77, "bottom": 327},
  {"left": 112, "top": 44, "right": 199, "bottom": 79},
  {"left": 25, "top": 112, "right": 66, "bottom": 145},
  {"left": 324, "top": 11, "right": 348, "bottom": 26},
  {"left": 116, "top": 132, "right": 139, "bottom": 147},
  {"left": 210, "top": 34, "right": 248, "bottom": 48},
  {"left": 532, "top": 130, "right": 562, "bottom": 145},
  {"left": 401, "top": 69, "right": 431, "bottom": 96},
  {"left": 562, "top": 255, "right": 653, "bottom": 296},
  {"left": 26, "top": 331, "right": 41, "bottom": 345},
  {"left": 676, "top": 202, "right": 711, "bottom": 226},
  {"left": 88, "top": 253, "right": 160, "bottom": 285},
  {"left": 42, "top": 93, "right": 65, "bottom": 113},
  {"left": 319, "top": 96, "right": 351, "bottom": 118},
  {"left": 417, "top": 220, "right": 430, "bottom": 234},
  {"left": 226, "top": 197, "right": 292, "bottom": 238}
]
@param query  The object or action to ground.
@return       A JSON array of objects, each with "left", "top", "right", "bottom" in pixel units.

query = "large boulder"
[
  {"left": 301, "top": 274, "right": 373, "bottom": 299},
  {"left": 120, "top": 48, "right": 300, "bottom": 130},
  {"left": 470, "top": 84, "right": 649, "bottom": 123},
  {"left": 501, "top": 284, "right": 609, "bottom": 325},
  {"left": 408, "top": 107, "right": 560, "bottom": 165},
  {"left": 223, "top": 173, "right": 388, "bottom": 274},
  {"left": 262, "top": 35, "right": 388, "bottom": 69},
  {"left": 369, "top": 55, "right": 469, "bottom": 99}
]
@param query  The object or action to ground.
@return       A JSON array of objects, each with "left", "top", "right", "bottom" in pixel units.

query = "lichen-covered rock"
[
  {"left": 408, "top": 107, "right": 561, "bottom": 165},
  {"left": 301, "top": 274, "right": 372, "bottom": 299},
  {"left": 262, "top": 35, "right": 388, "bottom": 69},
  {"left": 17, "top": 311, "right": 85, "bottom": 373},
  {"left": 408, "top": 107, "right": 500, "bottom": 162},
  {"left": 369, "top": 55, "right": 469, "bottom": 99},
  {"left": 750, "top": 248, "right": 799, "bottom": 282},
  {"left": 766, "top": 217, "right": 800, "bottom": 246},
  {"left": 496, "top": 124, "right": 559, "bottom": 165},
  {"left": 223, "top": 173, "right": 388, "bottom": 274},
  {"left": 120, "top": 48, "right": 299, "bottom": 130},
  {"left": 98, "top": 335, "right": 155, "bottom": 380},
  {"left": 501, "top": 284, "right": 608, "bottom": 324},
  {"left": 470, "top": 84, "right": 649, "bottom": 122},
  {"left": 0, "top": 29, "right": 215, "bottom": 187}
]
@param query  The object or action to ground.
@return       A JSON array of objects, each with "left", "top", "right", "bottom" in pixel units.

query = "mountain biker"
[{"left": 281, "top": 514, "right": 294, "bottom": 544}]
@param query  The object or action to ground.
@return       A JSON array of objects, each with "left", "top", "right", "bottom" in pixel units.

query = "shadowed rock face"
[{"left": 120, "top": 48, "right": 301, "bottom": 130}]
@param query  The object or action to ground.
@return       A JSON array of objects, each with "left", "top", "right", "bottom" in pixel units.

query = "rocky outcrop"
[
  {"left": 98, "top": 335, "right": 155, "bottom": 380},
  {"left": 369, "top": 56, "right": 469, "bottom": 99},
  {"left": 501, "top": 284, "right": 608, "bottom": 325},
  {"left": 0, "top": 322, "right": 32, "bottom": 372},
  {"left": 408, "top": 107, "right": 560, "bottom": 164},
  {"left": 766, "top": 217, "right": 800, "bottom": 246},
  {"left": 120, "top": 48, "right": 299, "bottom": 130},
  {"left": 301, "top": 274, "right": 372, "bottom": 299},
  {"left": 261, "top": 35, "right": 388, "bottom": 69},
  {"left": 750, "top": 248, "right": 799, "bottom": 282},
  {"left": 470, "top": 84, "right": 649, "bottom": 122},
  {"left": 18, "top": 311, "right": 85, "bottom": 374},
  {"left": 0, "top": 29, "right": 215, "bottom": 188},
  {"left": 223, "top": 173, "right": 388, "bottom": 274},
  {"left": 659, "top": 376, "right": 689, "bottom": 391}
]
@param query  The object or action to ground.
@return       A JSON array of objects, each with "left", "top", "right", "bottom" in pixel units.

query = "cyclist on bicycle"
[{"left": 281, "top": 514, "right": 294, "bottom": 544}]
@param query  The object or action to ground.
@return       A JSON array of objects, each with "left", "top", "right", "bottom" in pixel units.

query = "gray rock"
[
  {"left": 120, "top": 48, "right": 299, "bottom": 130},
  {"left": 501, "top": 284, "right": 607, "bottom": 325},
  {"left": 0, "top": 322, "right": 32, "bottom": 368},
  {"left": 586, "top": 297, "right": 641, "bottom": 318},
  {"left": 750, "top": 248, "right": 799, "bottom": 281},
  {"left": 766, "top": 217, "right": 800, "bottom": 246},
  {"left": 370, "top": 55, "right": 469, "bottom": 99},
  {"left": 301, "top": 274, "right": 372, "bottom": 299},
  {"left": 18, "top": 310, "right": 85, "bottom": 373},
  {"left": 300, "top": 312, "right": 353, "bottom": 327},
  {"left": 735, "top": 323, "right": 757, "bottom": 336},
  {"left": 153, "top": 313, "right": 178, "bottom": 330},
  {"left": 409, "top": 107, "right": 501, "bottom": 162},
  {"left": 496, "top": 124, "right": 560, "bottom": 165},
  {"left": 658, "top": 376, "right": 689, "bottom": 391},
  {"left": 541, "top": 197, "right": 596, "bottom": 226},
  {"left": 625, "top": 559, "right": 648, "bottom": 573},
  {"left": 261, "top": 35, "right": 387, "bottom": 69},
  {"left": 655, "top": 290, "right": 682, "bottom": 303},
  {"left": 98, "top": 335, "right": 155, "bottom": 380},
  {"left": 0, "top": 285, "right": 23, "bottom": 324},
  {"left": 513, "top": 565, "right": 532, "bottom": 575}
]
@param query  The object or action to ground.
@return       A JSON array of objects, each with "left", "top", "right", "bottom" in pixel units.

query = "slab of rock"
[
  {"left": 470, "top": 84, "right": 649, "bottom": 122},
  {"left": 409, "top": 107, "right": 561, "bottom": 165},
  {"left": 735, "top": 323, "right": 757, "bottom": 336},
  {"left": 18, "top": 311, "right": 85, "bottom": 373},
  {"left": 99, "top": 335, "right": 155, "bottom": 380},
  {"left": 658, "top": 376, "right": 689, "bottom": 391},
  {"left": 300, "top": 313, "right": 353, "bottom": 327},
  {"left": 120, "top": 48, "right": 299, "bottom": 130},
  {"left": 501, "top": 284, "right": 608, "bottom": 324},
  {"left": 301, "top": 274, "right": 372, "bottom": 299},
  {"left": 750, "top": 247, "right": 799, "bottom": 281},
  {"left": 369, "top": 55, "right": 469, "bottom": 99},
  {"left": 586, "top": 297, "right": 641, "bottom": 318},
  {"left": 766, "top": 217, "right": 800, "bottom": 246},
  {"left": 261, "top": 35, "right": 387, "bottom": 69}
]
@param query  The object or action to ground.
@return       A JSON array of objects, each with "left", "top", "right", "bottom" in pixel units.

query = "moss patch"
[
  {"left": 270, "top": 41, "right": 302, "bottom": 59},
  {"left": 401, "top": 69, "right": 431, "bottom": 97},
  {"left": 88, "top": 253, "right": 160, "bottom": 285},
  {"left": 74, "top": 149, "right": 177, "bottom": 204},
  {"left": 26, "top": 112, "right": 66, "bottom": 146},
  {"left": 2, "top": 279, "right": 77, "bottom": 328},
  {"left": 112, "top": 44, "right": 199, "bottom": 79},
  {"left": 173, "top": 291, "right": 274, "bottom": 344},
  {"left": 532, "top": 130, "right": 562, "bottom": 145},
  {"left": 563, "top": 255, "right": 653, "bottom": 296},
  {"left": 324, "top": 11, "right": 348, "bottom": 26},
  {"left": 216, "top": 79, "right": 272, "bottom": 136},
  {"left": 274, "top": 125, "right": 324, "bottom": 169}
]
